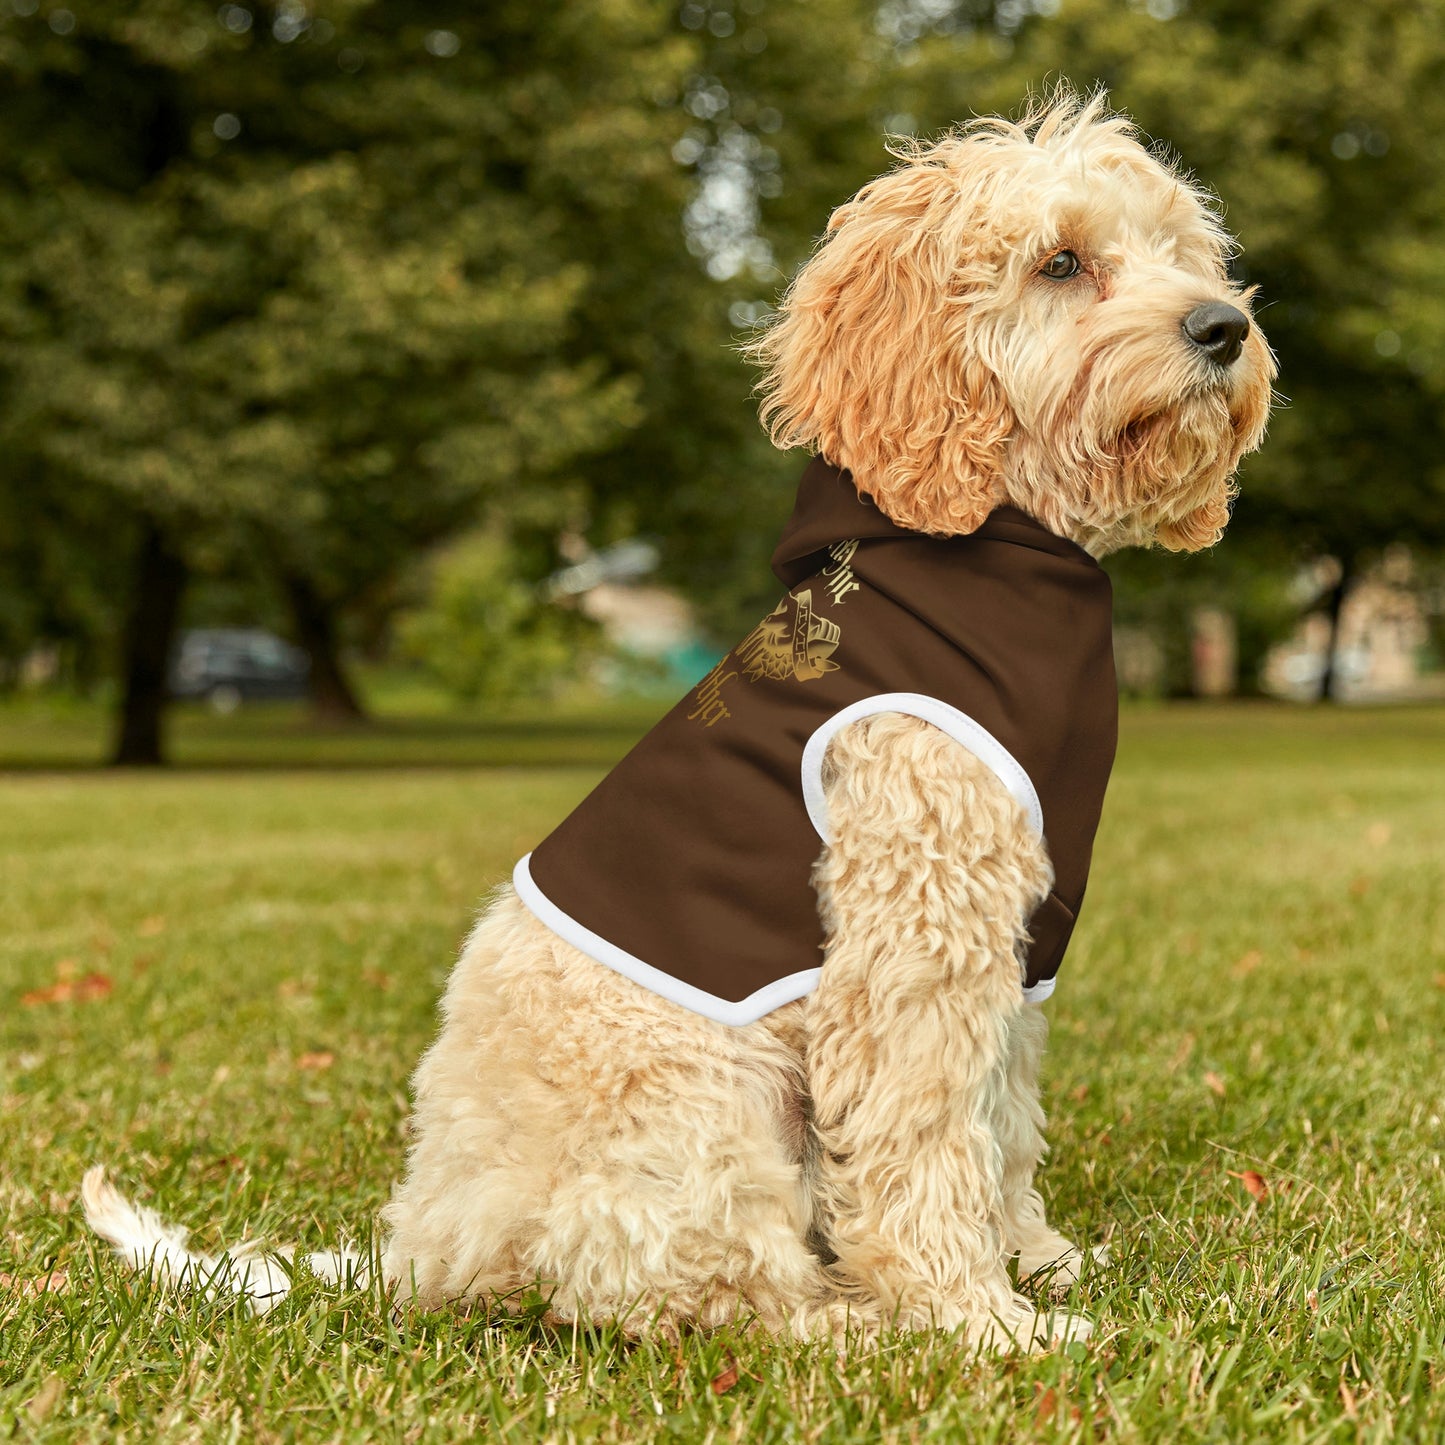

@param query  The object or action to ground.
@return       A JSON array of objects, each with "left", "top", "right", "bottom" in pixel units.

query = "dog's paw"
[
  {"left": 1033, "top": 1308, "right": 1093, "bottom": 1347},
  {"left": 1018, "top": 1239, "right": 1110, "bottom": 1294},
  {"left": 970, "top": 1297, "right": 1093, "bottom": 1353}
]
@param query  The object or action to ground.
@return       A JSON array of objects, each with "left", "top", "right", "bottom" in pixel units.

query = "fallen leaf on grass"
[
  {"left": 1070, "top": 1084, "right": 1089, "bottom": 1103},
  {"left": 710, "top": 1358, "right": 739, "bottom": 1395},
  {"left": 27, "top": 1374, "right": 64, "bottom": 1423},
  {"left": 21, "top": 973, "right": 113, "bottom": 1007},
  {"left": 137, "top": 915, "right": 167, "bottom": 937},
  {"left": 0, "top": 1268, "right": 69, "bottom": 1298},
  {"left": 1203, "top": 1071, "right": 1227, "bottom": 1098},
  {"left": 1348, "top": 876, "right": 1372, "bottom": 899},
  {"left": 296, "top": 1051, "right": 335, "bottom": 1072},
  {"left": 1232, "top": 950, "right": 1263, "bottom": 977},
  {"left": 1034, "top": 1385, "right": 1084, "bottom": 1428},
  {"left": 1228, "top": 1169, "right": 1269, "bottom": 1201},
  {"left": 1433, "top": 973, "right": 1445, "bottom": 990},
  {"left": 21, "top": 983, "right": 67, "bottom": 1007},
  {"left": 361, "top": 968, "right": 394, "bottom": 992},
  {"left": 1167, "top": 1034, "right": 1196, "bottom": 1073},
  {"left": 1034, "top": 1386, "right": 1058, "bottom": 1425}
]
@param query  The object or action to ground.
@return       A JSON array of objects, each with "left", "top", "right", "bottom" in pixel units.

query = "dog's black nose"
[{"left": 1182, "top": 302, "right": 1250, "bottom": 367}]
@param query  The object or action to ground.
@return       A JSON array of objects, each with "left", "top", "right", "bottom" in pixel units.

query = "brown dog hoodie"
[{"left": 515, "top": 457, "right": 1118, "bottom": 1025}]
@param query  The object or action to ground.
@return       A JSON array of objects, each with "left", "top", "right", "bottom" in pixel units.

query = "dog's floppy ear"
[{"left": 749, "top": 149, "right": 1012, "bottom": 536}]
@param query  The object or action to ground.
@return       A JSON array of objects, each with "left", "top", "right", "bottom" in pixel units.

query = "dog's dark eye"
[{"left": 1041, "top": 250, "right": 1081, "bottom": 280}]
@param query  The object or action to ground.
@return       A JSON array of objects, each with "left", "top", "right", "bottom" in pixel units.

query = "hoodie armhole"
[{"left": 800, "top": 692, "right": 1044, "bottom": 844}]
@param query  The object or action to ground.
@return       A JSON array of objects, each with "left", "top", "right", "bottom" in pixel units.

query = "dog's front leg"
[
  {"left": 994, "top": 1004, "right": 1097, "bottom": 1289},
  {"left": 805, "top": 712, "right": 1088, "bottom": 1350}
]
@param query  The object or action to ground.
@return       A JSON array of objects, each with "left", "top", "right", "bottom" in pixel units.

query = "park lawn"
[
  {"left": 1, "top": 702, "right": 1443, "bottom": 1443},
  {"left": 0, "top": 687, "right": 673, "bottom": 772}
]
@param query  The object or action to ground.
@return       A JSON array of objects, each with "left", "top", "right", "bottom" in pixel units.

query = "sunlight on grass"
[{"left": 2, "top": 703, "right": 1442, "bottom": 1441}]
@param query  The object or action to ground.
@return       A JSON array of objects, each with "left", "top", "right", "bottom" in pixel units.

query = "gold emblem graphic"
[
  {"left": 687, "top": 558, "right": 859, "bottom": 726},
  {"left": 736, "top": 588, "right": 841, "bottom": 682}
]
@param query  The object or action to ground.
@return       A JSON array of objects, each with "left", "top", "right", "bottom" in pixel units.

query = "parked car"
[{"left": 169, "top": 629, "right": 310, "bottom": 712}]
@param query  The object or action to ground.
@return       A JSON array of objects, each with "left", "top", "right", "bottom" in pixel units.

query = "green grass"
[
  {"left": 2, "top": 701, "right": 1443, "bottom": 1442},
  {"left": 0, "top": 686, "right": 671, "bottom": 771}
]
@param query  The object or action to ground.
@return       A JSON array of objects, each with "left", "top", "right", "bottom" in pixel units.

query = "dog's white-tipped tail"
[
  {"left": 81, "top": 1166, "right": 367, "bottom": 1315},
  {"left": 81, "top": 1164, "right": 202, "bottom": 1279}
]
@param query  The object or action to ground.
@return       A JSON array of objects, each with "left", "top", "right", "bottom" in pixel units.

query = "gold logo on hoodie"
[
  {"left": 737, "top": 589, "right": 841, "bottom": 682},
  {"left": 688, "top": 582, "right": 848, "bottom": 726}
]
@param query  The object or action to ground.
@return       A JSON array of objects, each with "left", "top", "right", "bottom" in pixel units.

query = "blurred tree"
[
  {"left": 396, "top": 529, "right": 596, "bottom": 704},
  {"left": 8, "top": 0, "right": 1444, "bottom": 742},
  {"left": 568, "top": 0, "right": 888, "bottom": 637},
  {"left": 0, "top": 0, "right": 902, "bottom": 754},
  {"left": 0, "top": 0, "right": 689, "bottom": 758}
]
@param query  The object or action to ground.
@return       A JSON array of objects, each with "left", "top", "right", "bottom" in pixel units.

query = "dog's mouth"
[
  {"left": 1117, "top": 405, "right": 1208, "bottom": 458},
  {"left": 1119, "top": 381, "right": 1242, "bottom": 453},
  {"left": 1110, "top": 391, "right": 1239, "bottom": 510}
]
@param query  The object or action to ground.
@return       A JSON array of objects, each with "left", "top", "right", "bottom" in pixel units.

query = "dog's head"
[{"left": 750, "top": 89, "right": 1275, "bottom": 554}]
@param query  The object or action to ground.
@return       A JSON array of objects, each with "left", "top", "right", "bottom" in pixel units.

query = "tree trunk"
[
  {"left": 283, "top": 572, "right": 367, "bottom": 724},
  {"left": 1317, "top": 555, "right": 1355, "bottom": 703},
  {"left": 111, "top": 521, "right": 187, "bottom": 766}
]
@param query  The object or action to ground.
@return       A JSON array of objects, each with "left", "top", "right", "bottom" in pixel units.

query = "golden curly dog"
[{"left": 85, "top": 90, "right": 1274, "bottom": 1351}]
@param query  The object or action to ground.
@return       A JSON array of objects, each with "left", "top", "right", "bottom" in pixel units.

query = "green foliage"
[
  {"left": 0, "top": 2, "right": 682, "bottom": 605},
  {"left": 397, "top": 532, "right": 596, "bottom": 704},
  {"left": 0, "top": 0, "right": 890, "bottom": 677},
  {"left": 546, "top": 0, "right": 887, "bottom": 640},
  {"left": 0, "top": 0, "right": 709, "bottom": 711},
  {"left": 0, "top": 461, "right": 133, "bottom": 690},
  {"left": 5, "top": 0, "right": 1445, "bottom": 698}
]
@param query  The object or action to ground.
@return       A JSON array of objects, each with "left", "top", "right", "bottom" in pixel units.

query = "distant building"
[
  {"left": 546, "top": 540, "right": 719, "bottom": 690},
  {"left": 1263, "top": 551, "right": 1438, "bottom": 701}
]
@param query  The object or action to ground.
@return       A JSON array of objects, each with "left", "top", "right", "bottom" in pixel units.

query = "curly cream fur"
[
  {"left": 379, "top": 893, "right": 827, "bottom": 1337},
  {"left": 85, "top": 88, "right": 1269, "bottom": 1356},
  {"left": 993, "top": 1005, "right": 1090, "bottom": 1286},
  {"left": 803, "top": 715, "right": 1086, "bottom": 1344},
  {"left": 375, "top": 715, "right": 1087, "bottom": 1351},
  {"left": 747, "top": 87, "right": 1274, "bottom": 554}
]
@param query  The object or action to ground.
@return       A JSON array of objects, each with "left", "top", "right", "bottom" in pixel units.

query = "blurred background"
[{"left": 2, "top": 0, "right": 1444, "bottom": 766}]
